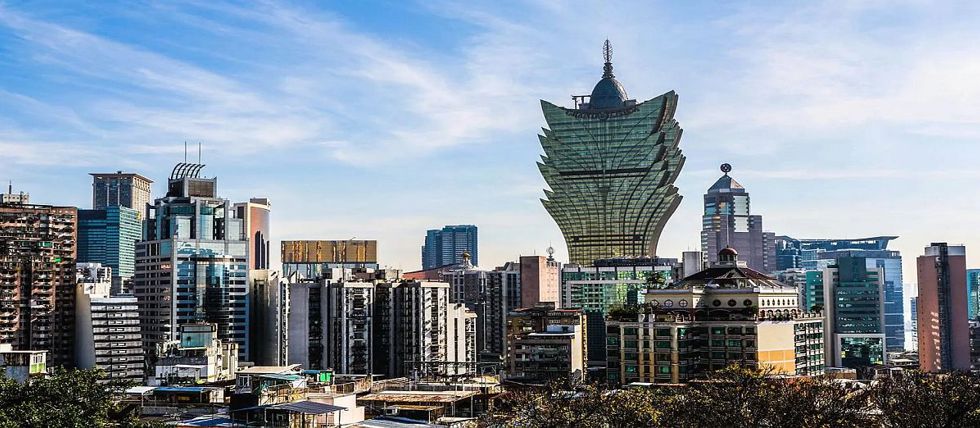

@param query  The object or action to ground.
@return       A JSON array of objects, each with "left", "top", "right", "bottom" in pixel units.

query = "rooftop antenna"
[
  {"left": 184, "top": 141, "right": 188, "bottom": 163},
  {"left": 7, "top": 181, "right": 11, "bottom": 195},
  {"left": 198, "top": 142, "right": 202, "bottom": 164},
  {"left": 602, "top": 39, "right": 614, "bottom": 78}
]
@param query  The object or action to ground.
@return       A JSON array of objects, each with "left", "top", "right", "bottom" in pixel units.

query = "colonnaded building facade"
[{"left": 538, "top": 40, "right": 685, "bottom": 266}]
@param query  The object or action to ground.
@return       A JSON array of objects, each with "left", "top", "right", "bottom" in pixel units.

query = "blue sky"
[{"left": 2, "top": 0, "right": 979, "bottom": 284}]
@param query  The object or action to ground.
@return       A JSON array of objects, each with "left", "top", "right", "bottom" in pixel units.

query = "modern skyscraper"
[
  {"left": 77, "top": 205, "right": 141, "bottom": 294},
  {"left": 234, "top": 198, "right": 271, "bottom": 271},
  {"left": 0, "top": 199, "right": 77, "bottom": 367},
  {"left": 775, "top": 235, "right": 898, "bottom": 270},
  {"left": 74, "top": 263, "right": 144, "bottom": 382},
  {"left": 700, "top": 164, "right": 775, "bottom": 273},
  {"left": 90, "top": 172, "right": 153, "bottom": 219},
  {"left": 538, "top": 41, "right": 684, "bottom": 266},
  {"left": 134, "top": 163, "right": 250, "bottom": 361},
  {"left": 821, "top": 257, "right": 887, "bottom": 368},
  {"left": 967, "top": 269, "right": 980, "bottom": 320},
  {"left": 916, "top": 243, "right": 971, "bottom": 372},
  {"left": 775, "top": 236, "right": 905, "bottom": 351},
  {"left": 421, "top": 225, "right": 478, "bottom": 269},
  {"left": 282, "top": 240, "right": 379, "bottom": 279},
  {"left": 519, "top": 252, "right": 561, "bottom": 308}
]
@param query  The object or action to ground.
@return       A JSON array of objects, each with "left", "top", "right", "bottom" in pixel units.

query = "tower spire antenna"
[{"left": 602, "top": 39, "right": 614, "bottom": 78}]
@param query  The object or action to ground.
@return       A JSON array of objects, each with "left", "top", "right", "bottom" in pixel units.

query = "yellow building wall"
[{"left": 756, "top": 322, "right": 796, "bottom": 375}]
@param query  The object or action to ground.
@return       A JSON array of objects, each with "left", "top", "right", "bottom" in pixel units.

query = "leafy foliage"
[
  {"left": 481, "top": 366, "right": 980, "bottom": 428},
  {"left": 0, "top": 368, "right": 153, "bottom": 428}
]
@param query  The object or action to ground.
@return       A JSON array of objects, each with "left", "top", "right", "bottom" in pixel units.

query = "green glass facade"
[
  {"left": 802, "top": 270, "right": 824, "bottom": 311},
  {"left": 538, "top": 51, "right": 684, "bottom": 266},
  {"left": 78, "top": 205, "right": 141, "bottom": 280}
]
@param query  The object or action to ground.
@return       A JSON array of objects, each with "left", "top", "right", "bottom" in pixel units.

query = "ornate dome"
[{"left": 588, "top": 39, "right": 628, "bottom": 110}]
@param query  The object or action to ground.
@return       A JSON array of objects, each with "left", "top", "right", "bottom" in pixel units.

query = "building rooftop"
[
  {"left": 354, "top": 416, "right": 442, "bottom": 427},
  {"left": 357, "top": 390, "right": 478, "bottom": 404},
  {"left": 89, "top": 171, "right": 154, "bottom": 183},
  {"left": 236, "top": 365, "right": 301, "bottom": 375}
]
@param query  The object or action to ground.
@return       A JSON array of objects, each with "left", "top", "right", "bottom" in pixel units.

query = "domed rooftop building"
[{"left": 603, "top": 248, "right": 826, "bottom": 385}]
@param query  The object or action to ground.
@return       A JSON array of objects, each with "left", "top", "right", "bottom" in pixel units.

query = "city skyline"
[{"left": 2, "top": 1, "right": 979, "bottom": 281}]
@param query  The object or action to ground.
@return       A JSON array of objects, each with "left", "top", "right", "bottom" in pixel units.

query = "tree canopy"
[
  {"left": 0, "top": 368, "right": 150, "bottom": 428},
  {"left": 481, "top": 366, "right": 980, "bottom": 428}
]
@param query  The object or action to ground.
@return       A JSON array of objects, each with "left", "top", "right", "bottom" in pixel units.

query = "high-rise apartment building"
[
  {"left": 77, "top": 205, "right": 141, "bottom": 294},
  {"left": 968, "top": 269, "right": 980, "bottom": 320},
  {"left": 605, "top": 248, "right": 824, "bottom": 385},
  {"left": 538, "top": 41, "right": 684, "bottom": 267},
  {"left": 0, "top": 200, "right": 76, "bottom": 366},
  {"left": 74, "top": 263, "right": 144, "bottom": 382},
  {"left": 700, "top": 164, "right": 775, "bottom": 273},
  {"left": 440, "top": 254, "right": 515, "bottom": 362},
  {"left": 519, "top": 253, "right": 560, "bottom": 308},
  {"left": 373, "top": 281, "right": 476, "bottom": 378},
  {"left": 288, "top": 273, "right": 476, "bottom": 378},
  {"left": 821, "top": 257, "right": 887, "bottom": 368},
  {"left": 235, "top": 198, "right": 271, "bottom": 271},
  {"left": 282, "top": 240, "right": 379, "bottom": 279},
  {"left": 287, "top": 271, "right": 375, "bottom": 374},
  {"left": 134, "top": 163, "right": 249, "bottom": 361},
  {"left": 421, "top": 225, "right": 478, "bottom": 269},
  {"left": 916, "top": 243, "right": 971, "bottom": 372},
  {"left": 506, "top": 304, "right": 587, "bottom": 383},
  {"left": 90, "top": 172, "right": 153, "bottom": 219}
]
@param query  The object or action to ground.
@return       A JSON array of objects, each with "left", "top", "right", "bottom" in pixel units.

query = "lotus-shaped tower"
[{"left": 538, "top": 40, "right": 685, "bottom": 265}]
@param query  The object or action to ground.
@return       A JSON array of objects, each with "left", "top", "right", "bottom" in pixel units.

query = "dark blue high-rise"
[{"left": 422, "top": 225, "right": 478, "bottom": 269}]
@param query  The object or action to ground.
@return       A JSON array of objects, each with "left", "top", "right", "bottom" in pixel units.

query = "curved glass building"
[{"left": 538, "top": 41, "right": 685, "bottom": 266}]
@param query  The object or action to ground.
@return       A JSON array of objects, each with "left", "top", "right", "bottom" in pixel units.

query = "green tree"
[
  {"left": 0, "top": 368, "right": 151, "bottom": 427},
  {"left": 871, "top": 371, "right": 980, "bottom": 428}
]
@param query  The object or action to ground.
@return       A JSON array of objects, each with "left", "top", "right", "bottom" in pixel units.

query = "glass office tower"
[
  {"left": 134, "top": 163, "right": 249, "bottom": 360},
  {"left": 78, "top": 205, "right": 141, "bottom": 294},
  {"left": 538, "top": 41, "right": 684, "bottom": 265}
]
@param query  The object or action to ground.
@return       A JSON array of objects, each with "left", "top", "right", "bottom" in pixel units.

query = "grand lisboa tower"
[{"left": 538, "top": 40, "right": 685, "bottom": 266}]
